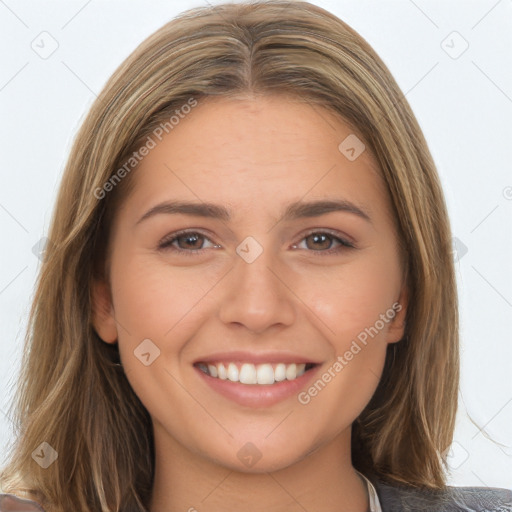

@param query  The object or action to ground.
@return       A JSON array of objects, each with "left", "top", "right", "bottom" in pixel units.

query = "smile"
[{"left": 195, "top": 361, "right": 316, "bottom": 385}]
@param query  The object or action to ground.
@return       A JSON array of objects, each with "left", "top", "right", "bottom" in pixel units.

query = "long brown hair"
[{"left": 0, "top": 1, "right": 458, "bottom": 510}]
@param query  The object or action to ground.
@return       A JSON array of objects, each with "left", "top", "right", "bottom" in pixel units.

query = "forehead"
[{"left": 121, "top": 94, "right": 389, "bottom": 223}]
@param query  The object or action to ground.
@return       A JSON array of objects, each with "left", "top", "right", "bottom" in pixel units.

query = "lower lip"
[{"left": 194, "top": 365, "right": 320, "bottom": 408}]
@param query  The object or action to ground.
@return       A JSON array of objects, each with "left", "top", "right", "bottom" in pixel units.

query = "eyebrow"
[{"left": 135, "top": 198, "right": 372, "bottom": 226}]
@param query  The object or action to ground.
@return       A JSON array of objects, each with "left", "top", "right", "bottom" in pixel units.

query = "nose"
[{"left": 218, "top": 243, "right": 296, "bottom": 335}]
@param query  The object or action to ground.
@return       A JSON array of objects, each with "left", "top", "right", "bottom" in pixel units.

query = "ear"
[
  {"left": 386, "top": 285, "right": 408, "bottom": 344},
  {"left": 91, "top": 278, "right": 118, "bottom": 344}
]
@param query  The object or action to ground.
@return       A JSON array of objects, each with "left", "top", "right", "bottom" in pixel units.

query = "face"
[{"left": 93, "top": 94, "right": 407, "bottom": 473}]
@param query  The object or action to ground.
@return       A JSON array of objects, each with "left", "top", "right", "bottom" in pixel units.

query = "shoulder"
[
  {"left": 369, "top": 476, "right": 512, "bottom": 512},
  {"left": 0, "top": 493, "right": 46, "bottom": 511}
]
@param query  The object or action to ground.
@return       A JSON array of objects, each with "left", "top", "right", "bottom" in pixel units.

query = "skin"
[{"left": 92, "top": 94, "right": 408, "bottom": 512}]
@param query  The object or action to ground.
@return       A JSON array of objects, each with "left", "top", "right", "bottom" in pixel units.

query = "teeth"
[
  {"left": 239, "top": 363, "right": 257, "bottom": 384},
  {"left": 285, "top": 363, "right": 297, "bottom": 380},
  {"left": 199, "top": 361, "right": 309, "bottom": 385},
  {"left": 257, "top": 363, "right": 274, "bottom": 385},
  {"left": 227, "top": 362, "right": 239, "bottom": 382},
  {"left": 217, "top": 363, "right": 227, "bottom": 380},
  {"left": 274, "top": 363, "right": 286, "bottom": 381}
]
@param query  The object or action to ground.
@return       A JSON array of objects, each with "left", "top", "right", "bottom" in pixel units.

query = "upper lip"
[{"left": 194, "top": 351, "right": 322, "bottom": 365}]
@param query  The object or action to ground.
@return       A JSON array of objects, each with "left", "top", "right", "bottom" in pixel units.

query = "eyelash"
[{"left": 157, "top": 229, "right": 355, "bottom": 256}]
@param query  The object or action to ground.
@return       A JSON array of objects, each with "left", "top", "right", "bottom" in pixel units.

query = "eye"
[
  {"left": 292, "top": 231, "right": 355, "bottom": 255},
  {"left": 158, "top": 230, "right": 219, "bottom": 255},
  {"left": 158, "top": 229, "right": 355, "bottom": 256}
]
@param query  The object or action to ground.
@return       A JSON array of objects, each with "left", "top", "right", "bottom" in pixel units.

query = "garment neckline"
[{"left": 356, "top": 470, "right": 383, "bottom": 512}]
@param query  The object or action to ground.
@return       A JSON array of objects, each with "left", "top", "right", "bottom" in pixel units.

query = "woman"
[{"left": 1, "top": 1, "right": 510, "bottom": 511}]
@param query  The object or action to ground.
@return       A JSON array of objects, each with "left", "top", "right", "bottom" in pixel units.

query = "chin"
[{"left": 204, "top": 437, "right": 313, "bottom": 474}]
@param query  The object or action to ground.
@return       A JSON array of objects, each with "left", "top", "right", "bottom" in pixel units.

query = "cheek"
[
  {"left": 293, "top": 258, "right": 398, "bottom": 427},
  {"left": 110, "top": 253, "right": 210, "bottom": 336},
  {"left": 304, "top": 252, "right": 401, "bottom": 347},
  {"left": 108, "top": 254, "right": 220, "bottom": 420},
  {"left": 109, "top": 252, "right": 228, "bottom": 383}
]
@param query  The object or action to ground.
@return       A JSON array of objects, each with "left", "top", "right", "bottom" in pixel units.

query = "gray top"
[
  {"left": 1, "top": 476, "right": 511, "bottom": 511},
  {"left": 369, "top": 474, "right": 512, "bottom": 512}
]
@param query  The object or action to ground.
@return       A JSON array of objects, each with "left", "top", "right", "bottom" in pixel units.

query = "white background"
[{"left": 1, "top": 0, "right": 511, "bottom": 491}]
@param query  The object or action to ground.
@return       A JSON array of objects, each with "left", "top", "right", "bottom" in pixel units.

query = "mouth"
[
  {"left": 194, "top": 361, "right": 318, "bottom": 385},
  {"left": 192, "top": 351, "right": 323, "bottom": 407}
]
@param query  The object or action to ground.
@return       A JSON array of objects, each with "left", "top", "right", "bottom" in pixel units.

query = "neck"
[{"left": 149, "top": 424, "right": 369, "bottom": 512}]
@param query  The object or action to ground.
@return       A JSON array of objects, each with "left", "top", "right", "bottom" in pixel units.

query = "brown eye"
[
  {"left": 175, "top": 232, "right": 204, "bottom": 250},
  {"left": 293, "top": 231, "right": 355, "bottom": 255},
  {"left": 305, "top": 233, "right": 334, "bottom": 251},
  {"left": 158, "top": 231, "right": 218, "bottom": 254}
]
